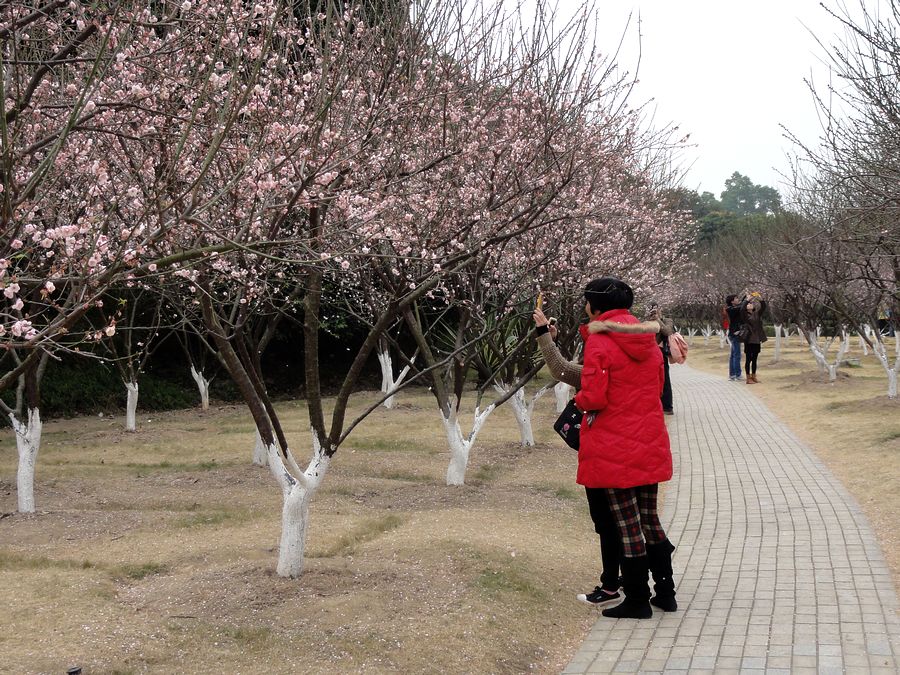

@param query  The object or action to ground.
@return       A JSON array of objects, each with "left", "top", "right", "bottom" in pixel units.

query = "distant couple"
[
  {"left": 725, "top": 291, "right": 767, "bottom": 383},
  {"left": 533, "top": 277, "right": 677, "bottom": 619}
]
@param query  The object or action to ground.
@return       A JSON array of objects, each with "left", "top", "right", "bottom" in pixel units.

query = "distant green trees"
[{"left": 670, "top": 171, "right": 783, "bottom": 245}]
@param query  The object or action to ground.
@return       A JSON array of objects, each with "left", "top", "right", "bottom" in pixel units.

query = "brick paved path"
[{"left": 563, "top": 365, "right": 900, "bottom": 674}]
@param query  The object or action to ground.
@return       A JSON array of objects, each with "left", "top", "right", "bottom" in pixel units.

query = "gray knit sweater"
[{"left": 536, "top": 320, "right": 661, "bottom": 388}]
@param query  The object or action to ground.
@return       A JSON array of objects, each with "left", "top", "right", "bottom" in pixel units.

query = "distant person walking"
[
  {"left": 725, "top": 294, "right": 743, "bottom": 381},
  {"left": 741, "top": 292, "right": 767, "bottom": 383}
]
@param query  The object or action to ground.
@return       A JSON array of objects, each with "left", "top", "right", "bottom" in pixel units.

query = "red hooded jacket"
[{"left": 573, "top": 309, "right": 673, "bottom": 488}]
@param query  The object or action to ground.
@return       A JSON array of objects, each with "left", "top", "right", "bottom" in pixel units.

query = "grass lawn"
[
  {"left": 2, "top": 334, "right": 897, "bottom": 673},
  {"left": 1, "top": 380, "right": 601, "bottom": 673}
]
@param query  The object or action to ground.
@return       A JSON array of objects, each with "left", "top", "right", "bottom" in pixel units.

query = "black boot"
[
  {"left": 602, "top": 555, "right": 652, "bottom": 619},
  {"left": 647, "top": 539, "right": 677, "bottom": 612}
]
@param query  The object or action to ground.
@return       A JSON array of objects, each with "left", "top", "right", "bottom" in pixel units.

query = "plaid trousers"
[{"left": 604, "top": 484, "right": 667, "bottom": 557}]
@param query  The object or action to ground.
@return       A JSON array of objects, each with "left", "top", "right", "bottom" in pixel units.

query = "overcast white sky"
[{"left": 554, "top": 0, "right": 850, "bottom": 199}]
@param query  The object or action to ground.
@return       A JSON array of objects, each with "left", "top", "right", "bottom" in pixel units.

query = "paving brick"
[{"left": 562, "top": 366, "right": 900, "bottom": 673}]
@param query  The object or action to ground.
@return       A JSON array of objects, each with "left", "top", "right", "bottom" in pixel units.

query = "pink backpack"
[{"left": 667, "top": 333, "right": 688, "bottom": 364}]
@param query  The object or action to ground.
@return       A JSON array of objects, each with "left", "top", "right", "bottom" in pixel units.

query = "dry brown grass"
[
  {"left": 1, "top": 380, "right": 608, "bottom": 674},
  {"left": 685, "top": 334, "right": 900, "bottom": 589},
  {"left": 4, "top": 337, "right": 895, "bottom": 673}
]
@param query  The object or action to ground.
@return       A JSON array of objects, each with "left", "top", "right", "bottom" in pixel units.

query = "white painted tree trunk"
[
  {"left": 686, "top": 328, "right": 697, "bottom": 346},
  {"left": 554, "top": 381, "right": 574, "bottom": 413},
  {"left": 277, "top": 482, "right": 313, "bottom": 578},
  {"left": 872, "top": 340, "right": 900, "bottom": 399},
  {"left": 11, "top": 408, "right": 43, "bottom": 513},
  {"left": 270, "top": 437, "right": 331, "bottom": 578},
  {"left": 376, "top": 347, "right": 411, "bottom": 410},
  {"left": 252, "top": 429, "right": 268, "bottom": 467},
  {"left": 773, "top": 324, "right": 783, "bottom": 362},
  {"left": 442, "top": 405, "right": 496, "bottom": 486},
  {"left": 717, "top": 330, "right": 728, "bottom": 349},
  {"left": 495, "top": 383, "right": 551, "bottom": 447},
  {"left": 125, "top": 381, "right": 139, "bottom": 432},
  {"left": 190, "top": 365, "right": 210, "bottom": 410},
  {"left": 808, "top": 331, "right": 849, "bottom": 382},
  {"left": 701, "top": 324, "right": 712, "bottom": 346},
  {"left": 807, "top": 331, "right": 830, "bottom": 374}
]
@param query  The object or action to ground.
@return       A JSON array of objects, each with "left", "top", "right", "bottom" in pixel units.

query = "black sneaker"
[{"left": 577, "top": 586, "right": 621, "bottom": 606}]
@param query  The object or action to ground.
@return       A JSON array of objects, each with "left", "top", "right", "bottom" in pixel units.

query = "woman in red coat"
[{"left": 574, "top": 277, "right": 677, "bottom": 619}]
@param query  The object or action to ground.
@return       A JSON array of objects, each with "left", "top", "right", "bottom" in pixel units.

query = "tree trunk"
[
  {"left": 125, "top": 381, "right": 139, "bottom": 432},
  {"left": 190, "top": 365, "right": 210, "bottom": 410},
  {"left": 717, "top": 330, "right": 728, "bottom": 349},
  {"left": 773, "top": 324, "right": 783, "bottom": 363},
  {"left": 377, "top": 347, "right": 392, "bottom": 395},
  {"left": 554, "top": 381, "right": 574, "bottom": 413},
  {"left": 441, "top": 405, "right": 495, "bottom": 486},
  {"left": 701, "top": 325, "right": 712, "bottom": 346},
  {"left": 686, "top": 329, "right": 697, "bottom": 346},
  {"left": 271, "top": 440, "right": 331, "bottom": 578},
  {"left": 872, "top": 340, "right": 900, "bottom": 399},
  {"left": 252, "top": 429, "right": 268, "bottom": 467},
  {"left": 11, "top": 408, "right": 43, "bottom": 513},
  {"left": 806, "top": 331, "right": 829, "bottom": 373},
  {"left": 277, "top": 482, "right": 313, "bottom": 578},
  {"left": 376, "top": 346, "right": 412, "bottom": 410}
]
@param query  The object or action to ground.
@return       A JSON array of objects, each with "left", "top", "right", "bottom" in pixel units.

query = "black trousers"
[
  {"left": 745, "top": 342, "right": 761, "bottom": 374},
  {"left": 585, "top": 487, "right": 623, "bottom": 589},
  {"left": 660, "top": 349, "right": 673, "bottom": 411}
]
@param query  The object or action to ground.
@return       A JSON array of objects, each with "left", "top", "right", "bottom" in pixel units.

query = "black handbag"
[
  {"left": 553, "top": 399, "right": 582, "bottom": 450},
  {"left": 733, "top": 325, "right": 750, "bottom": 343}
]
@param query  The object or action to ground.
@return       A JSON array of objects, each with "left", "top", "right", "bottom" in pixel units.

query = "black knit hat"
[{"left": 584, "top": 277, "right": 634, "bottom": 314}]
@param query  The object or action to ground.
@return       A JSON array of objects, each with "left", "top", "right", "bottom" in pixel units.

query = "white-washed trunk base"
[
  {"left": 773, "top": 324, "right": 783, "bottom": 362},
  {"left": 125, "top": 381, "right": 139, "bottom": 432},
  {"left": 277, "top": 484, "right": 312, "bottom": 578},
  {"left": 701, "top": 325, "right": 712, "bottom": 346},
  {"left": 807, "top": 331, "right": 849, "bottom": 382},
  {"left": 555, "top": 382, "right": 574, "bottom": 413},
  {"left": 717, "top": 330, "right": 728, "bottom": 349},
  {"left": 252, "top": 429, "right": 268, "bottom": 467},
  {"left": 11, "top": 408, "right": 42, "bottom": 513},
  {"left": 190, "top": 366, "right": 210, "bottom": 410},
  {"left": 872, "top": 341, "right": 900, "bottom": 399},
  {"left": 496, "top": 383, "right": 549, "bottom": 448},
  {"left": 376, "top": 348, "right": 410, "bottom": 410},
  {"left": 807, "top": 331, "right": 829, "bottom": 373},
  {"left": 686, "top": 329, "right": 697, "bottom": 346},
  {"left": 268, "top": 438, "right": 330, "bottom": 578},
  {"left": 509, "top": 388, "right": 534, "bottom": 447},
  {"left": 442, "top": 406, "right": 495, "bottom": 486}
]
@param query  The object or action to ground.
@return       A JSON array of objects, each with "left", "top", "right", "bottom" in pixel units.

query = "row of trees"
[
  {"left": 0, "top": 0, "right": 694, "bottom": 576},
  {"left": 665, "top": 2, "right": 900, "bottom": 399}
]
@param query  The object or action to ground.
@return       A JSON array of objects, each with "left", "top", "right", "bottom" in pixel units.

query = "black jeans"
[
  {"left": 745, "top": 342, "right": 761, "bottom": 374},
  {"left": 585, "top": 487, "right": 623, "bottom": 590},
  {"left": 660, "top": 349, "right": 673, "bottom": 411}
]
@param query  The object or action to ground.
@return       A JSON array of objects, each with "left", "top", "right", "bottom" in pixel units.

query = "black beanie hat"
[{"left": 584, "top": 277, "right": 634, "bottom": 314}]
